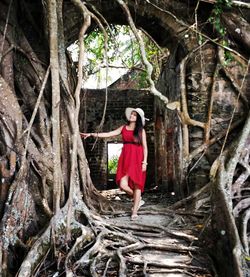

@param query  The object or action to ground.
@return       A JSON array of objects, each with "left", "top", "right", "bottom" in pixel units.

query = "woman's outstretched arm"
[{"left": 80, "top": 125, "right": 123, "bottom": 139}]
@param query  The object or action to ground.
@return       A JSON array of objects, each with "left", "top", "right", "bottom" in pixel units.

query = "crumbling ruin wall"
[
  {"left": 79, "top": 89, "right": 155, "bottom": 190},
  {"left": 156, "top": 41, "right": 249, "bottom": 198}
]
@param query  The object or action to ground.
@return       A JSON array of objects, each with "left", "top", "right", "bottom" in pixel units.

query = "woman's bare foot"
[{"left": 131, "top": 214, "right": 138, "bottom": 221}]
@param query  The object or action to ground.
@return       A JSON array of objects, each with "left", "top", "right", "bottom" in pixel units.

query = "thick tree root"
[{"left": 14, "top": 192, "right": 215, "bottom": 277}]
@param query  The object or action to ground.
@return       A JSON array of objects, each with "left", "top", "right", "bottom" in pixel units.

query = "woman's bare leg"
[
  {"left": 132, "top": 185, "right": 141, "bottom": 216},
  {"left": 120, "top": 175, "right": 133, "bottom": 196}
]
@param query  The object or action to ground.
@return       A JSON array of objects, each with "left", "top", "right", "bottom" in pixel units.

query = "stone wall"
[
  {"left": 186, "top": 44, "right": 249, "bottom": 191},
  {"left": 79, "top": 46, "right": 249, "bottom": 195},
  {"left": 155, "top": 42, "right": 249, "bottom": 198},
  {"left": 155, "top": 45, "right": 183, "bottom": 195},
  {"left": 185, "top": 44, "right": 217, "bottom": 191},
  {"left": 79, "top": 89, "right": 155, "bottom": 190}
]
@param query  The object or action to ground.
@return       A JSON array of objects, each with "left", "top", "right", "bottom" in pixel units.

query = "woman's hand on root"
[{"left": 80, "top": 133, "right": 91, "bottom": 139}]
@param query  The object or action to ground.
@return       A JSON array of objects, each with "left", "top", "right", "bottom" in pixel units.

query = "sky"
[{"left": 108, "top": 143, "right": 123, "bottom": 159}]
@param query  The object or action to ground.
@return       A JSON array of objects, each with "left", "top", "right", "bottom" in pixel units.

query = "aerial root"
[
  {"left": 125, "top": 256, "right": 211, "bottom": 272},
  {"left": 14, "top": 191, "right": 213, "bottom": 277},
  {"left": 10, "top": 205, "right": 213, "bottom": 277},
  {"left": 16, "top": 200, "right": 94, "bottom": 277},
  {"left": 113, "top": 222, "right": 197, "bottom": 242},
  {"left": 69, "top": 220, "right": 209, "bottom": 276}
]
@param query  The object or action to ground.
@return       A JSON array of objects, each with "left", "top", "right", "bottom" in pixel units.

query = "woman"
[{"left": 80, "top": 107, "right": 148, "bottom": 220}]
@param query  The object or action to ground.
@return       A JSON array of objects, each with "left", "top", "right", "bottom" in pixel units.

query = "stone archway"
[
  {"left": 65, "top": 0, "right": 249, "bottom": 199},
  {"left": 64, "top": 1, "right": 199, "bottom": 196},
  {"left": 64, "top": 3, "right": 250, "bottom": 276},
  {"left": 0, "top": 1, "right": 249, "bottom": 276}
]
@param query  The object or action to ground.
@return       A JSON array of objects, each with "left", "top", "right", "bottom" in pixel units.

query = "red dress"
[{"left": 116, "top": 126, "right": 146, "bottom": 192}]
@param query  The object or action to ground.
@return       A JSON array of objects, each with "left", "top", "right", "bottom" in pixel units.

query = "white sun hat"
[{"left": 125, "top": 107, "right": 149, "bottom": 126}]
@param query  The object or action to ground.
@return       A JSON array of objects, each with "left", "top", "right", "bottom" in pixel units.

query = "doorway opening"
[{"left": 107, "top": 142, "right": 123, "bottom": 189}]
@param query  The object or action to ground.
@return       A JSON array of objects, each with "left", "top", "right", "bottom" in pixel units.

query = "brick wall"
[
  {"left": 155, "top": 42, "right": 249, "bottom": 197},
  {"left": 79, "top": 89, "right": 155, "bottom": 190}
]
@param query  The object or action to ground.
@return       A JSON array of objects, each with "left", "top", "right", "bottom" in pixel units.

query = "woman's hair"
[{"left": 133, "top": 112, "right": 143, "bottom": 144}]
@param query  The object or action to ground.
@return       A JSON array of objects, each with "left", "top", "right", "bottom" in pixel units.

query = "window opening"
[{"left": 67, "top": 25, "right": 163, "bottom": 89}]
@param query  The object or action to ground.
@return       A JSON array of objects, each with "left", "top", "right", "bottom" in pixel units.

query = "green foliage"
[
  {"left": 208, "top": 0, "right": 232, "bottom": 35},
  {"left": 137, "top": 71, "right": 148, "bottom": 88},
  {"left": 224, "top": 50, "right": 234, "bottom": 64},
  {"left": 84, "top": 25, "right": 162, "bottom": 88},
  {"left": 208, "top": 0, "right": 232, "bottom": 63},
  {"left": 198, "top": 34, "right": 205, "bottom": 45},
  {"left": 108, "top": 155, "right": 119, "bottom": 174}
]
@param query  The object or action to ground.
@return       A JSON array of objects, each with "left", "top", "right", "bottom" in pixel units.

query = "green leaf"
[{"left": 82, "top": 25, "right": 161, "bottom": 87}]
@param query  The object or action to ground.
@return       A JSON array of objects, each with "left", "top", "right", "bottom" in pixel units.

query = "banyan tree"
[{"left": 0, "top": 0, "right": 249, "bottom": 276}]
